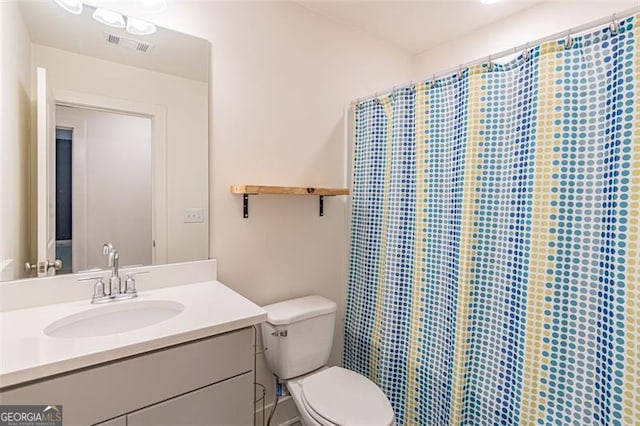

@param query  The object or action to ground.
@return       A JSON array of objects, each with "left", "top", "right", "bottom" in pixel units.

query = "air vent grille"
[
  {"left": 103, "top": 32, "right": 154, "bottom": 54},
  {"left": 106, "top": 33, "right": 120, "bottom": 45}
]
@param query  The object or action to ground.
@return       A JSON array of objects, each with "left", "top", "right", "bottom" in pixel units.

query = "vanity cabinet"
[{"left": 0, "top": 327, "right": 255, "bottom": 426}]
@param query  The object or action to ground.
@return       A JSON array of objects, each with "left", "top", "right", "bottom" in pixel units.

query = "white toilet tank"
[{"left": 261, "top": 295, "right": 337, "bottom": 380}]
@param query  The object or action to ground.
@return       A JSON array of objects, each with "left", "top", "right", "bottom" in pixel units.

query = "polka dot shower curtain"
[{"left": 344, "top": 15, "right": 639, "bottom": 426}]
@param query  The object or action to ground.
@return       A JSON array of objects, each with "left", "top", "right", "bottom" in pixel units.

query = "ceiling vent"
[{"left": 104, "top": 32, "right": 154, "bottom": 54}]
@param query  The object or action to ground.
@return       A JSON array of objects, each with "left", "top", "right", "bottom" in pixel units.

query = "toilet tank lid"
[{"left": 262, "top": 296, "right": 337, "bottom": 325}]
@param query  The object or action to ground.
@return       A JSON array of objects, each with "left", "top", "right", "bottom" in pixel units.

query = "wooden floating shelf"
[
  {"left": 230, "top": 185, "right": 349, "bottom": 196},
  {"left": 230, "top": 185, "right": 349, "bottom": 218}
]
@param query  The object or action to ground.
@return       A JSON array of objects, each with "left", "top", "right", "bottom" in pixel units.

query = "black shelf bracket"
[{"left": 240, "top": 193, "right": 333, "bottom": 218}]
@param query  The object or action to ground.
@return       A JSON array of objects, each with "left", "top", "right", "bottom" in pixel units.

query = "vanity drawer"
[
  {"left": 127, "top": 372, "right": 253, "bottom": 426},
  {"left": 0, "top": 327, "right": 253, "bottom": 425}
]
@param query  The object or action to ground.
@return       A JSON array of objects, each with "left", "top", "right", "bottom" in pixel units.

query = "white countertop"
[{"left": 0, "top": 281, "right": 266, "bottom": 388}]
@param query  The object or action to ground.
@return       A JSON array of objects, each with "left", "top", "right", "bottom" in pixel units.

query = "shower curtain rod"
[{"left": 351, "top": 5, "right": 640, "bottom": 106}]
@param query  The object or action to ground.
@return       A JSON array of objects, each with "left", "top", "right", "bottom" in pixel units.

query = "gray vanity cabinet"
[{"left": 0, "top": 328, "right": 255, "bottom": 426}]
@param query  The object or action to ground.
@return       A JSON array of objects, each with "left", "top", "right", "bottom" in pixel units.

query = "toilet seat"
[
  {"left": 300, "top": 391, "right": 336, "bottom": 426},
  {"left": 299, "top": 367, "right": 394, "bottom": 426}
]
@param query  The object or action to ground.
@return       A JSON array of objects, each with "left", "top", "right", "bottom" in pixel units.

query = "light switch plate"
[{"left": 184, "top": 208, "right": 205, "bottom": 223}]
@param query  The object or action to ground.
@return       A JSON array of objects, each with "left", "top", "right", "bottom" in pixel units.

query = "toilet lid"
[{"left": 301, "top": 367, "right": 394, "bottom": 426}]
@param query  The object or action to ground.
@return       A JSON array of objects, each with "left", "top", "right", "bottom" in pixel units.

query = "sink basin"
[{"left": 44, "top": 300, "right": 184, "bottom": 338}]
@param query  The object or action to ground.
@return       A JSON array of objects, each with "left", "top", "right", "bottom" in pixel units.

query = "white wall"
[
  {"left": 32, "top": 44, "right": 209, "bottom": 266},
  {"left": 414, "top": 1, "right": 639, "bottom": 78},
  {"left": 0, "top": 2, "right": 31, "bottom": 280},
  {"left": 142, "top": 0, "right": 414, "bottom": 413},
  {"left": 57, "top": 106, "right": 152, "bottom": 271}
]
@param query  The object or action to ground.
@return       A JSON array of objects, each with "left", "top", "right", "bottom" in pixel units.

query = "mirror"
[{"left": 0, "top": 1, "right": 210, "bottom": 281}]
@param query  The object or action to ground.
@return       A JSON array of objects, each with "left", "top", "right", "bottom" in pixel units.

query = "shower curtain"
[{"left": 345, "top": 15, "right": 639, "bottom": 426}]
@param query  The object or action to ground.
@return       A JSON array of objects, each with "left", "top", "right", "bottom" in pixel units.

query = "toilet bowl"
[{"left": 261, "top": 295, "right": 395, "bottom": 426}]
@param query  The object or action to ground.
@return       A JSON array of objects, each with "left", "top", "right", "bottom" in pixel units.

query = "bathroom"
[{"left": 1, "top": 0, "right": 638, "bottom": 424}]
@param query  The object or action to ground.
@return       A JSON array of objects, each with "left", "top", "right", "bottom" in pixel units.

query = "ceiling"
[
  {"left": 20, "top": 0, "right": 638, "bottom": 72},
  {"left": 296, "top": 0, "right": 542, "bottom": 54},
  {"left": 19, "top": 1, "right": 209, "bottom": 82}
]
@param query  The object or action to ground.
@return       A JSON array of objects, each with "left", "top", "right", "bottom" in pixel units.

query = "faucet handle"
[
  {"left": 78, "top": 276, "right": 107, "bottom": 302},
  {"left": 125, "top": 271, "right": 148, "bottom": 295}
]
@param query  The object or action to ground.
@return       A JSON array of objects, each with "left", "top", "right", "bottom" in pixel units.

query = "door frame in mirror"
[
  {"left": 55, "top": 114, "right": 87, "bottom": 271},
  {"left": 35, "top": 67, "right": 57, "bottom": 277},
  {"left": 51, "top": 89, "right": 168, "bottom": 266}
]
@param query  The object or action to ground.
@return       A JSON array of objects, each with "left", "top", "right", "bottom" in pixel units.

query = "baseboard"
[{"left": 255, "top": 395, "right": 301, "bottom": 426}]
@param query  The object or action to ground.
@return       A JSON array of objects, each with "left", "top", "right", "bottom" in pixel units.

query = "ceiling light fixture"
[
  {"left": 53, "top": 0, "right": 83, "bottom": 15},
  {"left": 480, "top": 0, "right": 503, "bottom": 4},
  {"left": 126, "top": 17, "right": 157, "bottom": 36},
  {"left": 92, "top": 7, "right": 126, "bottom": 28}
]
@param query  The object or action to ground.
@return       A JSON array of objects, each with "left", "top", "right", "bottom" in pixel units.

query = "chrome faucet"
[
  {"left": 77, "top": 244, "right": 146, "bottom": 304},
  {"left": 103, "top": 243, "right": 121, "bottom": 295}
]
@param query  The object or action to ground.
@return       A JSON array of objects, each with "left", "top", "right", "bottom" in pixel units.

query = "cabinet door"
[
  {"left": 94, "top": 416, "right": 126, "bottom": 426},
  {"left": 127, "top": 372, "right": 253, "bottom": 426}
]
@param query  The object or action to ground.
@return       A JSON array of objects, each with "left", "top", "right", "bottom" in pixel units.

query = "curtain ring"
[
  {"left": 409, "top": 80, "right": 415, "bottom": 91},
  {"left": 522, "top": 43, "right": 530, "bottom": 61},
  {"left": 457, "top": 66, "right": 464, "bottom": 79},
  {"left": 487, "top": 55, "right": 494, "bottom": 72},
  {"left": 564, "top": 30, "right": 573, "bottom": 50},
  {"left": 431, "top": 74, "right": 437, "bottom": 88},
  {"left": 609, "top": 14, "right": 620, "bottom": 35}
]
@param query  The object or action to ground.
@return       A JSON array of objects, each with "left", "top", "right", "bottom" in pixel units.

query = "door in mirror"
[{"left": 35, "top": 67, "right": 62, "bottom": 277}]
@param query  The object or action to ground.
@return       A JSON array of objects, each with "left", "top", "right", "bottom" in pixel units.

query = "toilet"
[{"left": 261, "top": 295, "right": 395, "bottom": 426}]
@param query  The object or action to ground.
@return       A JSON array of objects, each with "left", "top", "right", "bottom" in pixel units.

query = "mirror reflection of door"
[
  {"left": 56, "top": 106, "right": 152, "bottom": 274},
  {"left": 35, "top": 66, "right": 59, "bottom": 277}
]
